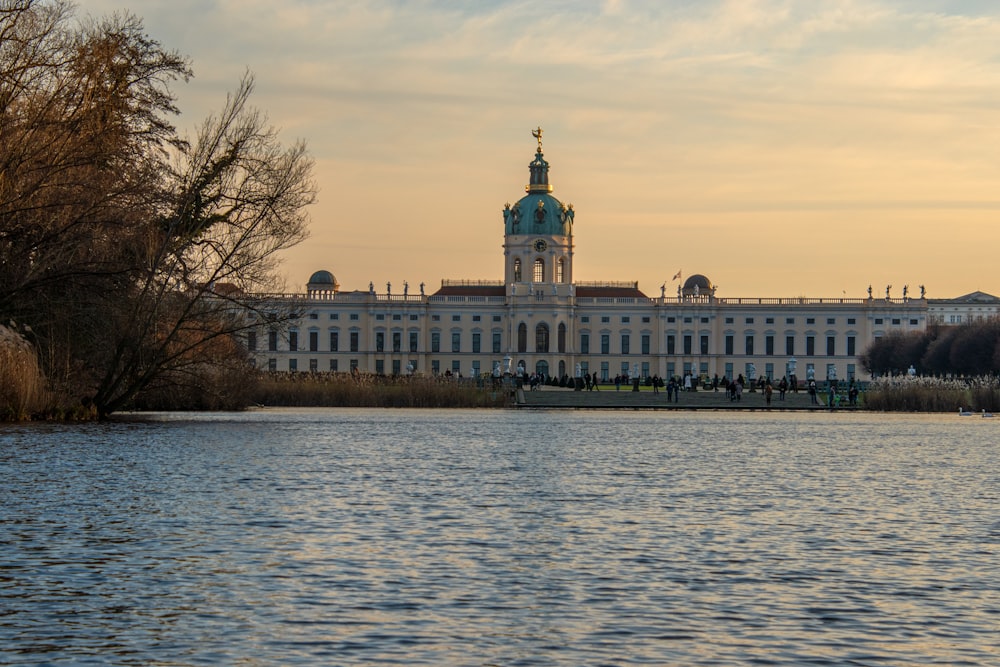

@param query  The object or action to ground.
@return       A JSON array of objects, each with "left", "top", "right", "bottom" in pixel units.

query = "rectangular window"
[
  {"left": 268, "top": 331, "right": 278, "bottom": 351},
  {"left": 330, "top": 331, "right": 339, "bottom": 352},
  {"left": 286, "top": 358, "right": 297, "bottom": 373},
  {"left": 700, "top": 335, "right": 709, "bottom": 355},
  {"left": 786, "top": 336, "right": 794, "bottom": 356},
  {"left": 375, "top": 332, "right": 384, "bottom": 352},
  {"left": 601, "top": 316, "right": 610, "bottom": 323},
  {"left": 410, "top": 332, "right": 418, "bottom": 353},
  {"left": 581, "top": 333, "right": 590, "bottom": 354},
  {"left": 683, "top": 335, "right": 692, "bottom": 355},
  {"left": 247, "top": 331, "right": 257, "bottom": 352},
  {"left": 847, "top": 336, "right": 856, "bottom": 356},
  {"left": 641, "top": 334, "right": 650, "bottom": 355},
  {"left": 309, "top": 358, "right": 318, "bottom": 372},
  {"left": 289, "top": 331, "right": 298, "bottom": 352},
  {"left": 472, "top": 315, "right": 481, "bottom": 322},
  {"left": 827, "top": 318, "right": 836, "bottom": 325},
  {"left": 641, "top": 361, "right": 650, "bottom": 378},
  {"left": 765, "top": 335, "right": 774, "bottom": 356},
  {"left": 875, "top": 318, "right": 883, "bottom": 325},
  {"left": 725, "top": 335, "right": 734, "bottom": 355},
  {"left": 745, "top": 317, "right": 754, "bottom": 324},
  {"left": 806, "top": 335, "right": 815, "bottom": 356},
  {"left": 621, "top": 316, "right": 630, "bottom": 323},
  {"left": 621, "top": 334, "right": 630, "bottom": 355},
  {"left": 600, "top": 361, "right": 609, "bottom": 381},
  {"left": 410, "top": 315, "right": 418, "bottom": 321},
  {"left": 472, "top": 332, "right": 481, "bottom": 354},
  {"left": 806, "top": 318, "right": 815, "bottom": 324},
  {"left": 452, "top": 360, "right": 461, "bottom": 374},
  {"left": 350, "top": 359, "right": 358, "bottom": 372},
  {"left": 392, "top": 359, "right": 401, "bottom": 375},
  {"left": 329, "top": 359, "right": 338, "bottom": 372},
  {"left": 376, "top": 314, "right": 385, "bottom": 321},
  {"left": 492, "top": 332, "right": 502, "bottom": 354},
  {"left": 725, "top": 317, "right": 734, "bottom": 324},
  {"left": 309, "top": 331, "right": 318, "bottom": 352},
  {"left": 268, "top": 358, "right": 276, "bottom": 371},
  {"left": 431, "top": 360, "right": 440, "bottom": 374},
  {"left": 666, "top": 335, "right": 675, "bottom": 355},
  {"left": 452, "top": 315, "right": 461, "bottom": 322},
  {"left": 642, "top": 317, "right": 651, "bottom": 323},
  {"left": 349, "top": 313, "right": 359, "bottom": 321},
  {"left": 581, "top": 316, "right": 590, "bottom": 323},
  {"left": 766, "top": 317, "right": 774, "bottom": 324},
  {"left": 375, "top": 359, "right": 384, "bottom": 374},
  {"left": 329, "top": 313, "right": 339, "bottom": 320},
  {"left": 493, "top": 315, "right": 502, "bottom": 322},
  {"left": 451, "top": 332, "right": 461, "bottom": 353},
  {"left": 392, "top": 314, "right": 401, "bottom": 321},
  {"left": 392, "top": 332, "right": 401, "bottom": 352},
  {"left": 350, "top": 331, "right": 359, "bottom": 352},
  {"left": 601, "top": 334, "right": 610, "bottom": 354},
  {"left": 431, "top": 332, "right": 440, "bottom": 353},
  {"left": 786, "top": 317, "right": 795, "bottom": 324},
  {"left": 745, "top": 335, "right": 754, "bottom": 356},
  {"left": 827, "top": 336, "right": 836, "bottom": 356}
]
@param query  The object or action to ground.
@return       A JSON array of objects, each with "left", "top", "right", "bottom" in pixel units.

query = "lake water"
[{"left": 1, "top": 409, "right": 997, "bottom": 666}]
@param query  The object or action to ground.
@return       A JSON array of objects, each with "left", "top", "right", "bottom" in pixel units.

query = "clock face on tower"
[{"left": 533, "top": 238, "right": 548, "bottom": 253}]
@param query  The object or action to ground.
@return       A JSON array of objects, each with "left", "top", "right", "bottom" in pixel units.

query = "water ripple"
[{"left": 1, "top": 410, "right": 997, "bottom": 665}]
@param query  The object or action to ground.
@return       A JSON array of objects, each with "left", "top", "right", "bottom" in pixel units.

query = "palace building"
[{"left": 249, "top": 131, "right": 990, "bottom": 384}]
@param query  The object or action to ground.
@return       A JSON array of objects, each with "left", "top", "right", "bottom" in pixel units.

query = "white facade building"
[{"left": 248, "top": 133, "right": 988, "bottom": 384}]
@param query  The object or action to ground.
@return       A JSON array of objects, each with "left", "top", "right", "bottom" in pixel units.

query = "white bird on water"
[
  {"left": 983, "top": 409, "right": 994, "bottom": 418},
  {"left": 959, "top": 407, "right": 972, "bottom": 416}
]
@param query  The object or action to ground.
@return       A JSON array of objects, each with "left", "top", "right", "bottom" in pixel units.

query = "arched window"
[
  {"left": 533, "top": 258, "right": 544, "bottom": 283},
  {"left": 557, "top": 322, "right": 566, "bottom": 353},
  {"left": 535, "top": 322, "right": 549, "bottom": 353},
  {"left": 517, "top": 322, "right": 527, "bottom": 353},
  {"left": 513, "top": 258, "right": 522, "bottom": 282},
  {"left": 556, "top": 258, "right": 565, "bottom": 283}
]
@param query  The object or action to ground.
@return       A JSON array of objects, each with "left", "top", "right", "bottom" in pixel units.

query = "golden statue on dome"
[{"left": 531, "top": 126, "right": 543, "bottom": 152}]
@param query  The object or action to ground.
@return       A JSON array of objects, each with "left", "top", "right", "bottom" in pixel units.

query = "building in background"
[{"left": 247, "top": 131, "right": 991, "bottom": 384}]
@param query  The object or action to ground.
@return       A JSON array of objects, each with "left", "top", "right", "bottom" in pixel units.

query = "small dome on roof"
[
  {"left": 308, "top": 270, "right": 336, "bottom": 285},
  {"left": 683, "top": 274, "right": 713, "bottom": 291},
  {"left": 307, "top": 270, "right": 339, "bottom": 294}
]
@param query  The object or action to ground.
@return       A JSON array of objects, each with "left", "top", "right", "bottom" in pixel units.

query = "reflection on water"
[{"left": 1, "top": 409, "right": 997, "bottom": 665}]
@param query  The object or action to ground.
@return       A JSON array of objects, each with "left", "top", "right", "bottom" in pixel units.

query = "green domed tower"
[{"left": 503, "top": 128, "right": 574, "bottom": 288}]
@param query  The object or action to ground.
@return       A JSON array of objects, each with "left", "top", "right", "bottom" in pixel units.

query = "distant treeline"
[{"left": 861, "top": 321, "right": 1000, "bottom": 377}]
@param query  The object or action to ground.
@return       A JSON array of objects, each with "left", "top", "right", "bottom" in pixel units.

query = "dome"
[
  {"left": 683, "top": 274, "right": 713, "bottom": 291},
  {"left": 504, "top": 192, "right": 573, "bottom": 237},
  {"left": 502, "top": 129, "right": 574, "bottom": 237},
  {"left": 307, "top": 270, "right": 339, "bottom": 295},
  {"left": 308, "top": 270, "right": 336, "bottom": 286}
]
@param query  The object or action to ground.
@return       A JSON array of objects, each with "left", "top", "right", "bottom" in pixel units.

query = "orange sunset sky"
[{"left": 86, "top": 0, "right": 1000, "bottom": 299}]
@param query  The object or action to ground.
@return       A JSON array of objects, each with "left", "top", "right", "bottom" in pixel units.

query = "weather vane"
[{"left": 532, "top": 126, "right": 543, "bottom": 152}]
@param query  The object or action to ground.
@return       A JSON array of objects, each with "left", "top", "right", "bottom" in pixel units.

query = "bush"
[
  {"left": 251, "top": 372, "right": 512, "bottom": 408},
  {"left": 864, "top": 375, "right": 1000, "bottom": 412},
  {"left": 0, "top": 326, "right": 46, "bottom": 420}
]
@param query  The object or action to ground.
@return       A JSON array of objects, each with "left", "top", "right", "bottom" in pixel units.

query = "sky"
[{"left": 82, "top": 0, "right": 1000, "bottom": 299}]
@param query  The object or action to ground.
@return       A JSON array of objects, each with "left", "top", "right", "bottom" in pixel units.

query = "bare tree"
[
  {"left": 89, "top": 72, "right": 315, "bottom": 415},
  {"left": 0, "top": 2, "right": 316, "bottom": 416}
]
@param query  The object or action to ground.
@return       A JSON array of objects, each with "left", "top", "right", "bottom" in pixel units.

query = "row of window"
[
  {"left": 253, "top": 328, "right": 857, "bottom": 358},
  {"left": 512, "top": 257, "right": 568, "bottom": 283}
]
